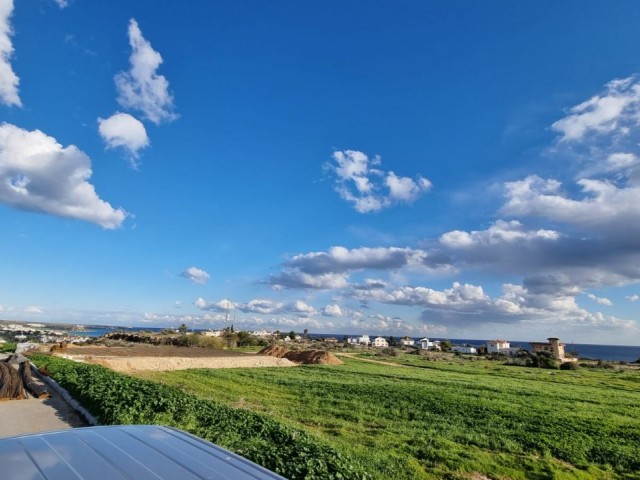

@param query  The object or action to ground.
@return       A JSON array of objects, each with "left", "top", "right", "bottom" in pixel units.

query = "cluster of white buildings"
[
  {"left": 0, "top": 322, "right": 88, "bottom": 345},
  {"left": 343, "top": 335, "right": 528, "bottom": 356},
  {"left": 346, "top": 335, "right": 392, "bottom": 348}
]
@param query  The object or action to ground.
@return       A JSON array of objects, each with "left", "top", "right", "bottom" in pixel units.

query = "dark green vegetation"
[
  {"left": 0, "top": 342, "right": 16, "bottom": 353},
  {"left": 29, "top": 354, "right": 371, "bottom": 480},
  {"left": 140, "top": 355, "right": 640, "bottom": 480}
]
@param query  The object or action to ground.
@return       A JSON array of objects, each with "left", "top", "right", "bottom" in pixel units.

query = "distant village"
[{"left": 0, "top": 320, "right": 577, "bottom": 362}]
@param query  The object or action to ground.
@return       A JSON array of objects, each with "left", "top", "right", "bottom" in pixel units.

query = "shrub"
[
  {"left": 560, "top": 361, "right": 580, "bottom": 370},
  {"left": 377, "top": 347, "right": 399, "bottom": 357},
  {"left": 596, "top": 360, "right": 616, "bottom": 370},
  {"left": 194, "top": 335, "right": 225, "bottom": 349},
  {"left": 0, "top": 342, "right": 16, "bottom": 353}
]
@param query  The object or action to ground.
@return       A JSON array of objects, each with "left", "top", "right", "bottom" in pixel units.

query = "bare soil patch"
[
  {"left": 54, "top": 345, "right": 297, "bottom": 373},
  {"left": 64, "top": 345, "right": 247, "bottom": 358}
]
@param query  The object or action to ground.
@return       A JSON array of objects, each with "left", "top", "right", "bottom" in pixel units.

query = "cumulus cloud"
[
  {"left": 586, "top": 293, "right": 613, "bottom": 306},
  {"left": 269, "top": 270, "right": 349, "bottom": 290},
  {"left": 436, "top": 218, "right": 640, "bottom": 308},
  {"left": 52, "top": 0, "right": 69, "bottom": 8},
  {"left": 607, "top": 152, "right": 638, "bottom": 171},
  {"left": 321, "top": 304, "right": 343, "bottom": 317},
  {"left": 195, "top": 297, "right": 317, "bottom": 317},
  {"left": 440, "top": 220, "right": 559, "bottom": 249},
  {"left": 350, "top": 279, "right": 632, "bottom": 331},
  {"left": 0, "top": 123, "right": 127, "bottom": 228},
  {"left": 181, "top": 267, "right": 210, "bottom": 284},
  {"left": 626, "top": 294, "right": 639, "bottom": 302},
  {"left": 115, "top": 19, "right": 176, "bottom": 124},
  {"left": 287, "top": 246, "right": 428, "bottom": 274},
  {"left": 552, "top": 77, "right": 640, "bottom": 142},
  {"left": 98, "top": 113, "right": 149, "bottom": 164},
  {"left": 502, "top": 175, "right": 640, "bottom": 236},
  {"left": 353, "top": 281, "right": 492, "bottom": 312},
  {"left": 328, "top": 150, "right": 431, "bottom": 213},
  {"left": 269, "top": 246, "right": 448, "bottom": 290},
  {"left": 24, "top": 306, "right": 43, "bottom": 314},
  {"left": 0, "top": 0, "right": 21, "bottom": 107},
  {"left": 352, "top": 278, "right": 389, "bottom": 290}
]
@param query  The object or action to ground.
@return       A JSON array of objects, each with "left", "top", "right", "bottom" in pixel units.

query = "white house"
[
  {"left": 451, "top": 345, "right": 477, "bottom": 354},
  {"left": 399, "top": 337, "right": 415, "bottom": 347},
  {"left": 419, "top": 338, "right": 441, "bottom": 350},
  {"left": 372, "top": 336, "right": 389, "bottom": 348},
  {"left": 486, "top": 339, "right": 510, "bottom": 353}
]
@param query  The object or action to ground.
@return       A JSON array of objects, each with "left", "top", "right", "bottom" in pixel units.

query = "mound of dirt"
[
  {"left": 285, "top": 350, "right": 342, "bottom": 365},
  {"left": 258, "top": 345, "right": 343, "bottom": 365},
  {"left": 258, "top": 344, "right": 289, "bottom": 358}
]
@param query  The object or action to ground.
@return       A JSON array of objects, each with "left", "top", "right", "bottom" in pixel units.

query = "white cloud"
[
  {"left": 289, "top": 246, "right": 428, "bottom": 274},
  {"left": 53, "top": 0, "right": 69, "bottom": 8},
  {"left": 352, "top": 278, "right": 389, "bottom": 290},
  {"left": 115, "top": 19, "right": 176, "bottom": 124},
  {"left": 354, "top": 281, "right": 491, "bottom": 310},
  {"left": 607, "top": 152, "right": 638, "bottom": 171},
  {"left": 586, "top": 293, "right": 613, "bottom": 306},
  {"left": 502, "top": 175, "right": 640, "bottom": 234},
  {"left": 24, "top": 306, "right": 43, "bottom": 314},
  {"left": 181, "top": 267, "right": 210, "bottom": 284},
  {"left": 98, "top": 113, "right": 149, "bottom": 164},
  {"left": 0, "top": 123, "right": 127, "bottom": 228},
  {"left": 350, "top": 279, "right": 633, "bottom": 332},
  {"left": 440, "top": 220, "right": 559, "bottom": 249},
  {"left": 195, "top": 297, "right": 317, "bottom": 317},
  {"left": 385, "top": 171, "right": 432, "bottom": 202},
  {"left": 269, "top": 246, "right": 444, "bottom": 290},
  {"left": 328, "top": 150, "right": 431, "bottom": 212},
  {"left": 552, "top": 77, "right": 640, "bottom": 142},
  {"left": 0, "top": 0, "right": 21, "bottom": 107},
  {"left": 321, "top": 304, "right": 343, "bottom": 317},
  {"left": 269, "top": 270, "right": 350, "bottom": 290},
  {"left": 626, "top": 294, "right": 639, "bottom": 302}
]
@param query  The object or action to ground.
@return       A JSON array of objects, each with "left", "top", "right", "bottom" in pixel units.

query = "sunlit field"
[{"left": 141, "top": 355, "right": 640, "bottom": 480}]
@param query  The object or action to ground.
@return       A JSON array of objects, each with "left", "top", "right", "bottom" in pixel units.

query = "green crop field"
[{"left": 138, "top": 355, "right": 640, "bottom": 480}]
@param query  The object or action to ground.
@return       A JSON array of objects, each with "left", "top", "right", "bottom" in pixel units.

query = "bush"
[
  {"left": 29, "top": 354, "right": 371, "bottom": 480},
  {"left": 560, "top": 361, "right": 580, "bottom": 370},
  {"left": 376, "top": 347, "right": 399, "bottom": 357},
  {"left": 595, "top": 359, "right": 616, "bottom": 370},
  {"left": 194, "top": 335, "right": 225, "bottom": 349},
  {"left": 0, "top": 342, "right": 16, "bottom": 353}
]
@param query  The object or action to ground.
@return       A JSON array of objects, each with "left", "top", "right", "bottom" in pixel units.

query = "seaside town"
[{"left": 0, "top": 319, "right": 594, "bottom": 364}]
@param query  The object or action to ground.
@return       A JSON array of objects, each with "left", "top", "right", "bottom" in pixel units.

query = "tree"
[
  {"left": 303, "top": 328, "right": 308, "bottom": 340},
  {"left": 178, "top": 323, "right": 188, "bottom": 334},
  {"left": 288, "top": 330, "right": 296, "bottom": 341}
]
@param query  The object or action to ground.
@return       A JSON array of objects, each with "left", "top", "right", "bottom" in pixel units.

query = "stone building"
[{"left": 530, "top": 337, "right": 566, "bottom": 360}]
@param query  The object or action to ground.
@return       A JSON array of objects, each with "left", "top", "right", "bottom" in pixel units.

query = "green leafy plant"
[{"left": 29, "top": 354, "right": 371, "bottom": 480}]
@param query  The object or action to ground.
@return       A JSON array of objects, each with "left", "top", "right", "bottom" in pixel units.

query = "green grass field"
[{"left": 138, "top": 355, "right": 640, "bottom": 480}]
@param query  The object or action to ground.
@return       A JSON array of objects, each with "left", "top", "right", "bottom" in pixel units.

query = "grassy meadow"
[{"left": 138, "top": 355, "right": 640, "bottom": 480}]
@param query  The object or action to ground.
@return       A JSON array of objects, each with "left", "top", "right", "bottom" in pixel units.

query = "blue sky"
[{"left": 1, "top": 0, "right": 640, "bottom": 344}]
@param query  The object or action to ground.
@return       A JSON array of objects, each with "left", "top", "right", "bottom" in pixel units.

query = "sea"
[{"left": 71, "top": 327, "right": 640, "bottom": 363}]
